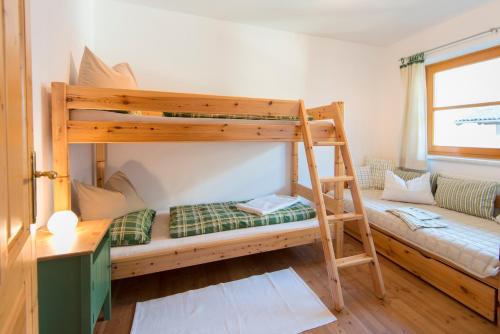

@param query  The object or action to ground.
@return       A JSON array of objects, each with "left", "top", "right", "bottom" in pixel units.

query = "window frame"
[{"left": 425, "top": 45, "right": 500, "bottom": 159}]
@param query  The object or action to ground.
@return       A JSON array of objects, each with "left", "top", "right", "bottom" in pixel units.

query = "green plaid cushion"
[
  {"left": 394, "top": 167, "right": 439, "bottom": 194},
  {"left": 162, "top": 111, "right": 308, "bottom": 121},
  {"left": 110, "top": 209, "right": 156, "bottom": 247},
  {"left": 170, "top": 201, "right": 316, "bottom": 238},
  {"left": 109, "top": 110, "right": 312, "bottom": 121},
  {"left": 435, "top": 177, "right": 497, "bottom": 220}
]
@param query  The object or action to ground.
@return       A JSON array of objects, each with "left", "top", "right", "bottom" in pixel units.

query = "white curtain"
[{"left": 400, "top": 54, "right": 427, "bottom": 170}]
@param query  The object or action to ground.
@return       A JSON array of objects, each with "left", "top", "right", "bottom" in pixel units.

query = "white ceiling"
[{"left": 118, "top": 0, "right": 493, "bottom": 45}]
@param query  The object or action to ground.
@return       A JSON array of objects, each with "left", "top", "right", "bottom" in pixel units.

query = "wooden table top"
[{"left": 36, "top": 219, "right": 112, "bottom": 262}]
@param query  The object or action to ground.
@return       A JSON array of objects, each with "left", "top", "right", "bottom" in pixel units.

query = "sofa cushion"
[
  {"left": 435, "top": 176, "right": 497, "bottom": 220},
  {"left": 382, "top": 171, "right": 435, "bottom": 205},
  {"left": 367, "top": 158, "right": 395, "bottom": 190},
  {"left": 356, "top": 165, "right": 372, "bottom": 189},
  {"left": 394, "top": 167, "right": 439, "bottom": 194}
]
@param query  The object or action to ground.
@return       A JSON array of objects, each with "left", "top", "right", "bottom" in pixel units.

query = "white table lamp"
[{"left": 47, "top": 210, "right": 78, "bottom": 235}]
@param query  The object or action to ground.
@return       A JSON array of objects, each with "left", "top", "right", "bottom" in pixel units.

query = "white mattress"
[
  {"left": 111, "top": 212, "right": 319, "bottom": 260},
  {"left": 343, "top": 189, "right": 500, "bottom": 278}
]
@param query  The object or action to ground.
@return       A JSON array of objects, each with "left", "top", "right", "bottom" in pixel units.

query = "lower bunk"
[{"left": 111, "top": 212, "right": 322, "bottom": 280}]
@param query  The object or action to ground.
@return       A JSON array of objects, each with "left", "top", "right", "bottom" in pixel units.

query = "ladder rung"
[
  {"left": 320, "top": 176, "right": 354, "bottom": 183},
  {"left": 327, "top": 213, "right": 364, "bottom": 222},
  {"left": 337, "top": 254, "right": 373, "bottom": 269},
  {"left": 313, "top": 141, "right": 345, "bottom": 146}
]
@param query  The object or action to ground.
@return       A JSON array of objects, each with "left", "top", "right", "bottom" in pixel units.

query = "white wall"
[
  {"left": 89, "top": 0, "right": 385, "bottom": 212},
  {"left": 30, "top": 0, "right": 94, "bottom": 225},
  {"left": 380, "top": 0, "right": 500, "bottom": 181},
  {"left": 33, "top": 0, "right": 498, "bottom": 219}
]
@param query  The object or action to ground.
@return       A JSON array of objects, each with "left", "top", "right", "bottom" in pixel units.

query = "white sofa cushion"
[{"left": 382, "top": 171, "right": 435, "bottom": 205}]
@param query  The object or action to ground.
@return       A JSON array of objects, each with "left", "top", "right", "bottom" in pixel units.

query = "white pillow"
[
  {"left": 104, "top": 171, "right": 146, "bottom": 213},
  {"left": 381, "top": 171, "right": 436, "bottom": 205},
  {"left": 75, "top": 181, "right": 130, "bottom": 221},
  {"left": 77, "top": 47, "right": 137, "bottom": 89}
]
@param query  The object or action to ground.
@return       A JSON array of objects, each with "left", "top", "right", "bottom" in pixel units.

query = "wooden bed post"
[
  {"left": 95, "top": 144, "right": 106, "bottom": 187},
  {"left": 51, "top": 82, "right": 70, "bottom": 211},
  {"left": 291, "top": 142, "right": 298, "bottom": 196},
  {"left": 333, "top": 102, "right": 345, "bottom": 258}
]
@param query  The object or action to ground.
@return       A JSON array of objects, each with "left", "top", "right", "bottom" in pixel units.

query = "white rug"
[{"left": 131, "top": 268, "right": 336, "bottom": 334}]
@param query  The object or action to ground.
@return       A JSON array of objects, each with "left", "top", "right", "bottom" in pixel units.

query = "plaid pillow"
[
  {"left": 435, "top": 177, "right": 497, "bottom": 220},
  {"left": 394, "top": 167, "right": 439, "bottom": 194},
  {"left": 367, "top": 158, "right": 395, "bottom": 190},
  {"left": 356, "top": 166, "right": 371, "bottom": 189},
  {"left": 110, "top": 209, "right": 156, "bottom": 247}
]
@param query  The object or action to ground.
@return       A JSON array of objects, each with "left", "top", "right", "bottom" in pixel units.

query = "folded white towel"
[
  {"left": 236, "top": 195, "right": 300, "bottom": 216},
  {"left": 386, "top": 207, "right": 446, "bottom": 231},
  {"left": 393, "top": 207, "right": 440, "bottom": 220}
]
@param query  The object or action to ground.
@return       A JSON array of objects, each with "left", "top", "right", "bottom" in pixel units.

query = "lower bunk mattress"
[
  {"left": 111, "top": 213, "right": 319, "bottom": 261},
  {"left": 343, "top": 189, "right": 500, "bottom": 279}
]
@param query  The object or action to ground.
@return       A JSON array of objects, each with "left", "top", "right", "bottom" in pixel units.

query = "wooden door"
[{"left": 0, "top": 0, "right": 37, "bottom": 333}]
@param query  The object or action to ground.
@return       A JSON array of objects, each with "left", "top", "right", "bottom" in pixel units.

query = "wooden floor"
[{"left": 94, "top": 235, "right": 498, "bottom": 334}]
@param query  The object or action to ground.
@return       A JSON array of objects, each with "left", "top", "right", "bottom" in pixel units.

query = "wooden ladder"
[{"left": 298, "top": 101, "right": 385, "bottom": 311}]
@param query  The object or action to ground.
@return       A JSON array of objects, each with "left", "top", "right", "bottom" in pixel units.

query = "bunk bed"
[
  {"left": 51, "top": 82, "right": 387, "bottom": 312},
  {"left": 51, "top": 82, "right": 499, "bottom": 322}
]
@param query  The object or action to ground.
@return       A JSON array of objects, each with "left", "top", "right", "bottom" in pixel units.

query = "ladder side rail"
[
  {"left": 331, "top": 103, "right": 386, "bottom": 299},
  {"left": 299, "top": 100, "right": 345, "bottom": 311},
  {"left": 333, "top": 103, "right": 345, "bottom": 258}
]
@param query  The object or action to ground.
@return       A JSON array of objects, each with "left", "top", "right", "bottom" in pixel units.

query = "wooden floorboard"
[{"left": 94, "top": 235, "right": 498, "bottom": 334}]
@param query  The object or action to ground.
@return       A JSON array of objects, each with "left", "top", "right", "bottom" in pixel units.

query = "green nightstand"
[{"left": 36, "top": 220, "right": 112, "bottom": 334}]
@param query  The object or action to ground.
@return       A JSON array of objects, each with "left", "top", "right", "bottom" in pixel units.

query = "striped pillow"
[
  {"left": 435, "top": 177, "right": 497, "bottom": 220},
  {"left": 394, "top": 168, "right": 439, "bottom": 194},
  {"left": 356, "top": 166, "right": 371, "bottom": 189},
  {"left": 367, "top": 158, "right": 395, "bottom": 190},
  {"left": 110, "top": 208, "right": 156, "bottom": 247}
]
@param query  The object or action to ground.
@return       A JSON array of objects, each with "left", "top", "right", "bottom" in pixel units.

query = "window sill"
[{"left": 427, "top": 155, "right": 500, "bottom": 167}]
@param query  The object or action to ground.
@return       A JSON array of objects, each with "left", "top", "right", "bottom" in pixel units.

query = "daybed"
[{"left": 343, "top": 189, "right": 500, "bottom": 322}]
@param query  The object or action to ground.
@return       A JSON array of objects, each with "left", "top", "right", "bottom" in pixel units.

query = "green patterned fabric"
[
  {"left": 110, "top": 209, "right": 156, "bottom": 247},
  {"left": 435, "top": 177, "right": 497, "bottom": 220},
  {"left": 170, "top": 201, "right": 316, "bottom": 238},
  {"left": 367, "top": 158, "right": 395, "bottom": 190},
  {"left": 394, "top": 168, "right": 439, "bottom": 194},
  {"left": 109, "top": 110, "right": 310, "bottom": 121},
  {"left": 162, "top": 111, "right": 307, "bottom": 121},
  {"left": 400, "top": 52, "right": 425, "bottom": 68},
  {"left": 356, "top": 166, "right": 372, "bottom": 189}
]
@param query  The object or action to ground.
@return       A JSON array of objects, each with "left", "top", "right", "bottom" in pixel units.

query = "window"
[{"left": 426, "top": 45, "right": 500, "bottom": 159}]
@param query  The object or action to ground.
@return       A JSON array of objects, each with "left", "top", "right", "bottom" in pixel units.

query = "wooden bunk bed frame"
[
  {"left": 51, "top": 82, "right": 354, "bottom": 279},
  {"left": 51, "top": 82, "right": 499, "bottom": 322}
]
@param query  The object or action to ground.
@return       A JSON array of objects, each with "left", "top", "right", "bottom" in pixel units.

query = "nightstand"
[{"left": 36, "top": 219, "right": 112, "bottom": 334}]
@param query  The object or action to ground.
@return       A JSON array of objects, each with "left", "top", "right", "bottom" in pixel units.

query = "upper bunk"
[{"left": 51, "top": 82, "right": 341, "bottom": 143}]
